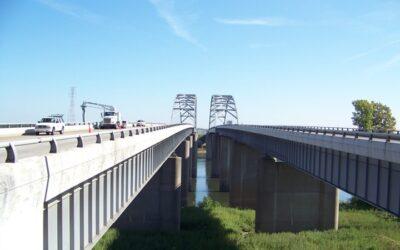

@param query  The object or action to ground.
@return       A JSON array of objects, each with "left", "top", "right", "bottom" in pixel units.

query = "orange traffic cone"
[{"left": 88, "top": 123, "right": 92, "bottom": 133}]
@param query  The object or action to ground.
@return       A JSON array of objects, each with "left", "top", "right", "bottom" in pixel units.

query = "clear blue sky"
[{"left": 0, "top": 0, "right": 399, "bottom": 128}]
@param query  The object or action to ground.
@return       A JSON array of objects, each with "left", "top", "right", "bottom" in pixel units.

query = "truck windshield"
[
  {"left": 41, "top": 118, "right": 54, "bottom": 123},
  {"left": 104, "top": 112, "right": 115, "bottom": 116}
]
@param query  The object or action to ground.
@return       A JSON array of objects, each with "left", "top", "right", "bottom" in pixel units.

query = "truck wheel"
[
  {"left": 60, "top": 127, "right": 64, "bottom": 134},
  {"left": 35, "top": 132, "right": 40, "bottom": 135}
]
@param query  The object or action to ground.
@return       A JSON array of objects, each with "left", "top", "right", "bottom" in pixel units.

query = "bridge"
[
  {"left": 0, "top": 93, "right": 399, "bottom": 249},
  {"left": 207, "top": 125, "right": 400, "bottom": 232}
]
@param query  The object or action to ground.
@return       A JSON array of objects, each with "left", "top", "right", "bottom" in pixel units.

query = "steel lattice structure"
[
  {"left": 209, "top": 95, "right": 238, "bottom": 128},
  {"left": 171, "top": 94, "right": 197, "bottom": 127}
]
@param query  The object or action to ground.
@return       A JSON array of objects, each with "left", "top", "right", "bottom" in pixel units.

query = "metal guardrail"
[
  {"left": 0, "top": 123, "right": 91, "bottom": 128},
  {"left": 0, "top": 124, "right": 36, "bottom": 128},
  {"left": 224, "top": 125, "right": 400, "bottom": 143},
  {"left": 0, "top": 125, "right": 172, "bottom": 163}
]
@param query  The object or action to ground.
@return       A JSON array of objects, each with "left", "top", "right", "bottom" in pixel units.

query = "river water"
[{"left": 189, "top": 157, "right": 351, "bottom": 206}]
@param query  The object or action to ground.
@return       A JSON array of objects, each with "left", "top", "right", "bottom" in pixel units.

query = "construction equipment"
[
  {"left": 81, "top": 101, "right": 123, "bottom": 129},
  {"left": 81, "top": 101, "right": 115, "bottom": 123}
]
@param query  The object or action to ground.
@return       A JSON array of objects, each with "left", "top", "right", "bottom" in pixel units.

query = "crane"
[{"left": 81, "top": 101, "right": 115, "bottom": 123}]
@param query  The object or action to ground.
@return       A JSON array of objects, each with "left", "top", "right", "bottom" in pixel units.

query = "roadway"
[{"left": 0, "top": 126, "right": 155, "bottom": 163}]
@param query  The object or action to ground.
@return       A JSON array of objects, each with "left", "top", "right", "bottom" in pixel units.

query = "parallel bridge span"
[
  {"left": 0, "top": 124, "right": 194, "bottom": 249},
  {"left": 213, "top": 124, "right": 400, "bottom": 217}
]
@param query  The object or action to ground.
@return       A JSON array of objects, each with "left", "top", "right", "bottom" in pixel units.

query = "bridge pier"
[
  {"left": 255, "top": 157, "right": 339, "bottom": 233},
  {"left": 228, "top": 142, "right": 259, "bottom": 209},
  {"left": 191, "top": 133, "right": 198, "bottom": 179},
  {"left": 176, "top": 139, "right": 191, "bottom": 206},
  {"left": 205, "top": 133, "right": 213, "bottom": 161},
  {"left": 219, "top": 136, "right": 234, "bottom": 192},
  {"left": 187, "top": 136, "right": 194, "bottom": 192},
  {"left": 113, "top": 156, "right": 182, "bottom": 231},
  {"left": 211, "top": 133, "right": 220, "bottom": 178}
]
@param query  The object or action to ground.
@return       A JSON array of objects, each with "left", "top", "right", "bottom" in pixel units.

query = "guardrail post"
[
  {"left": 96, "top": 133, "right": 102, "bottom": 143},
  {"left": 50, "top": 139, "right": 58, "bottom": 153},
  {"left": 5, "top": 143, "right": 17, "bottom": 163},
  {"left": 77, "top": 136, "right": 83, "bottom": 148},
  {"left": 110, "top": 132, "right": 115, "bottom": 141}
]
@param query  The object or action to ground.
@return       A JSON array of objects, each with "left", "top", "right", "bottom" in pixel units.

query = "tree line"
[{"left": 352, "top": 100, "right": 396, "bottom": 132}]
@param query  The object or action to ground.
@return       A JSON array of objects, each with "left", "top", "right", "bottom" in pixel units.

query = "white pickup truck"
[{"left": 35, "top": 116, "right": 65, "bottom": 135}]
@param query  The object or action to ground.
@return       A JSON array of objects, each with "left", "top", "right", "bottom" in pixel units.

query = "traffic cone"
[{"left": 88, "top": 123, "right": 92, "bottom": 133}]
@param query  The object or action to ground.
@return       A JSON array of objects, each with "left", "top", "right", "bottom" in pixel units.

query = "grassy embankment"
[{"left": 94, "top": 198, "right": 400, "bottom": 250}]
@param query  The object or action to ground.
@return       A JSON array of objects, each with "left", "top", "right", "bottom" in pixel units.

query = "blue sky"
[{"left": 0, "top": 0, "right": 399, "bottom": 128}]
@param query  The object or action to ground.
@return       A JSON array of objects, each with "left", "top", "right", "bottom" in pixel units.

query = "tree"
[
  {"left": 352, "top": 100, "right": 374, "bottom": 131},
  {"left": 373, "top": 102, "right": 397, "bottom": 131},
  {"left": 352, "top": 100, "right": 397, "bottom": 132}
]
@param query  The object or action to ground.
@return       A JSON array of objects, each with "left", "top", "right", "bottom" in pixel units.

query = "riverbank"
[{"left": 94, "top": 198, "right": 400, "bottom": 249}]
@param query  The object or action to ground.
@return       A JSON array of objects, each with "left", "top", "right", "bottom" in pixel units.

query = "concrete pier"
[
  {"left": 187, "top": 136, "right": 194, "bottom": 192},
  {"left": 113, "top": 156, "right": 182, "bottom": 231},
  {"left": 228, "top": 142, "right": 259, "bottom": 209},
  {"left": 255, "top": 157, "right": 339, "bottom": 233},
  {"left": 241, "top": 146, "right": 259, "bottom": 209},
  {"left": 191, "top": 133, "right": 198, "bottom": 178},
  {"left": 205, "top": 133, "right": 213, "bottom": 161},
  {"left": 229, "top": 141, "right": 244, "bottom": 208},
  {"left": 211, "top": 134, "right": 220, "bottom": 178},
  {"left": 219, "top": 136, "right": 234, "bottom": 192},
  {"left": 176, "top": 139, "right": 191, "bottom": 206}
]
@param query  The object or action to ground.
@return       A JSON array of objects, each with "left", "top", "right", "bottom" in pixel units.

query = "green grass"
[{"left": 94, "top": 198, "right": 400, "bottom": 250}]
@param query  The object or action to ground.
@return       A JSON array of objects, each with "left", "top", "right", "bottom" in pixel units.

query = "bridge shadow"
[{"left": 99, "top": 201, "right": 239, "bottom": 250}]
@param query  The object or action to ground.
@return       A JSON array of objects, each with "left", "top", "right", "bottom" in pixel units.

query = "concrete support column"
[
  {"left": 206, "top": 133, "right": 213, "bottom": 161},
  {"left": 255, "top": 157, "right": 339, "bottom": 233},
  {"left": 241, "top": 146, "right": 259, "bottom": 209},
  {"left": 113, "top": 156, "right": 182, "bottom": 231},
  {"left": 176, "top": 140, "right": 190, "bottom": 206},
  {"left": 211, "top": 134, "right": 220, "bottom": 178},
  {"left": 191, "top": 133, "right": 198, "bottom": 178},
  {"left": 187, "top": 136, "right": 194, "bottom": 192},
  {"left": 228, "top": 143, "right": 259, "bottom": 209},
  {"left": 229, "top": 141, "right": 245, "bottom": 208},
  {"left": 219, "top": 137, "right": 234, "bottom": 192}
]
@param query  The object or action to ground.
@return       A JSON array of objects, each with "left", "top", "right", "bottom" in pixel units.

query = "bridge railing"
[
  {"left": 222, "top": 124, "right": 400, "bottom": 143},
  {"left": 0, "top": 123, "right": 36, "bottom": 128},
  {"left": 0, "top": 122, "right": 93, "bottom": 128},
  {"left": 0, "top": 125, "right": 170, "bottom": 163}
]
